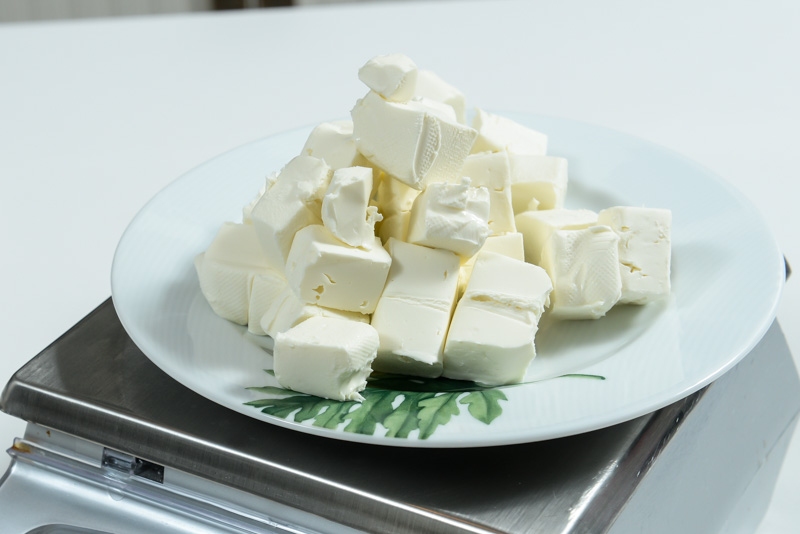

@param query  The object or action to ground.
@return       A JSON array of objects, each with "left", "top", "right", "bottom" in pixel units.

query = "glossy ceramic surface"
[{"left": 111, "top": 114, "right": 784, "bottom": 447}]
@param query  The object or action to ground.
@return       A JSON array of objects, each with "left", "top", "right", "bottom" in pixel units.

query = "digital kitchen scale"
[{"left": 1, "top": 298, "right": 798, "bottom": 533}]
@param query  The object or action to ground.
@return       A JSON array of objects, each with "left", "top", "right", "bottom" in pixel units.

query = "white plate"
[{"left": 111, "top": 114, "right": 784, "bottom": 447}]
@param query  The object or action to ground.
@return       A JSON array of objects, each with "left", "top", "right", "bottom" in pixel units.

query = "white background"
[{"left": 1, "top": 1, "right": 798, "bottom": 531}]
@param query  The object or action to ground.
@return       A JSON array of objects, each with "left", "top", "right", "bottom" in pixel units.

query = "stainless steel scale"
[{"left": 1, "top": 297, "right": 798, "bottom": 533}]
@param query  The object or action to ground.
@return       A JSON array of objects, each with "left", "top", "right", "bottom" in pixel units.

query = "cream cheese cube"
[
  {"left": 322, "top": 166, "right": 382, "bottom": 248},
  {"left": 460, "top": 151, "right": 516, "bottom": 234},
  {"left": 264, "top": 287, "right": 369, "bottom": 338},
  {"left": 407, "top": 179, "right": 491, "bottom": 258},
  {"left": 251, "top": 271, "right": 367, "bottom": 338},
  {"left": 195, "top": 222, "right": 270, "bottom": 325},
  {"left": 372, "top": 174, "right": 417, "bottom": 244},
  {"left": 508, "top": 154, "right": 568, "bottom": 213},
  {"left": 377, "top": 211, "right": 411, "bottom": 244},
  {"left": 515, "top": 208, "right": 598, "bottom": 266},
  {"left": 480, "top": 232, "right": 525, "bottom": 261},
  {"left": 370, "top": 239, "right": 461, "bottom": 378},
  {"left": 251, "top": 187, "right": 319, "bottom": 273},
  {"left": 269, "top": 292, "right": 369, "bottom": 337},
  {"left": 407, "top": 96, "right": 461, "bottom": 123},
  {"left": 358, "top": 53, "right": 418, "bottom": 102},
  {"left": 471, "top": 109, "right": 547, "bottom": 155},
  {"left": 443, "top": 252, "right": 553, "bottom": 386},
  {"left": 195, "top": 253, "right": 251, "bottom": 326},
  {"left": 273, "top": 316, "right": 379, "bottom": 401},
  {"left": 351, "top": 91, "right": 477, "bottom": 189},
  {"left": 285, "top": 224, "right": 391, "bottom": 314},
  {"left": 301, "top": 121, "right": 371, "bottom": 170},
  {"left": 414, "top": 69, "right": 467, "bottom": 124},
  {"left": 463, "top": 251, "right": 552, "bottom": 322},
  {"left": 204, "top": 221, "right": 268, "bottom": 267},
  {"left": 274, "top": 154, "right": 331, "bottom": 210},
  {"left": 540, "top": 226, "right": 622, "bottom": 319},
  {"left": 250, "top": 155, "right": 332, "bottom": 271},
  {"left": 457, "top": 232, "right": 525, "bottom": 296},
  {"left": 248, "top": 268, "right": 287, "bottom": 335},
  {"left": 256, "top": 276, "right": 294, "bottom": 338},
  {"left": 444, "top": 305, "right": 536, "bottom": 386},
  {"left": 242, "top": 178, "right": 273, "bottom": 224},
  {"left": 374, "top": 173, "right": 420, "bottom": 218},
  {"left": 597, "top": 207, "right": 672, "bottom": 304}
]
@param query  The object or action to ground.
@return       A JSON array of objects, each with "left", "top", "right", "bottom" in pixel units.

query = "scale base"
[{"left": 1, "top": 300, "right": 798, "bottom": 533}]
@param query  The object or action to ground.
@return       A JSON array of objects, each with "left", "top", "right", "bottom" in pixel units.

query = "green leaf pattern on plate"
[{"left": 245, "top": 371, "right": 604, "bottom": 440}]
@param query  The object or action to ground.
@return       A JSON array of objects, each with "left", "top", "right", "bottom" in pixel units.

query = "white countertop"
[{"left": 1, "top": 1, "right": 798, "bottom": 531}]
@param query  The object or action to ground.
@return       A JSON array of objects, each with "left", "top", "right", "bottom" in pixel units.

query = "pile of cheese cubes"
[{"left": 194, "top": 54, "right": 671, "bottom": 401}]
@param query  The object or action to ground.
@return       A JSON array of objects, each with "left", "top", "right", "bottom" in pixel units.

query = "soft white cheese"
[
  {"left": 508, "top": 154, "right": 568, "bottom": 213},
  {"left": 250, "top": 155, "right": 332, "bottom": 271},
  {"left": 195, "top": 222, "right": 270, "bottom": 325},
  {"left": 377, "top": 211, "right": 411, "bottom": 244},
  {"left": 248, "top": 268, "right": 287, "bottom": 335},
  {"left": 250, "top": 270, "right": 367, "bottom": 338},
  {"left": 597, "top": 206, "right": 672, "bottom": 304},
  {"left": 283, "top": 155, "right": 332, "bottom": 210},
  {"left": 540, "top": 225, "right": 622, "bottom": 319},
  {"left": 204, "top": 221, "right": 268, "bottom": 267},
  {"left": 460, "top": 151, "right": 516, "bottom": 234},
  {"left": 285, "top": 224, "right": 392, "bottom": 314},
  {"left": 351, "top": 91, "right": 477, "bottom": 189},
  {"left": 195, "top": 253, "right": 250, "bottom": 326},
  {"left": 406, "top": 96, "right": 459, "bottom": 122},
  {"left": 457, "top": 232, "right": 525, "bottom": 296},
  {"left": 443, "top": 252, "right": 553, "bottom": 385},
  {"left": 414, "top": 69, "right": 467, "bottom": 124},
  {"left": 250, "top": 187, "right": 318, "bottom": 273},
  {"left": 471, "top": 108, "right": 547, "bottom": 155},
  {"left": 273, "top": 316, "right": 379, "bottom": 401},
  {"left": 372, "top": 173, "right": 418, "bottom": 245},
  {"left": 242, "top": 178, "right": 272, "bottom": 224},
  {"left": 322, "top": 166, "right": 382, "bottom": 247},
  {"left": 370, "top": 239, "right": 461, "bottom": 378},
  {"left": 515, "top": 208, "right": 598, "bottom": 266},
  {"left": 407, "top": 179, "right": 491, "bottom": 258},
  {"left": 481, "top": 232, "right": 525, "bottom": 260},
  {"left": 358, "top": 53, "right": 418, "bottom": 102},
  {"left": 464, "top": 251, "right": 552, "bottom": 322},
  {"left": 265, "top": 288, "right": 369, "bottom": 338},
  {"left": 373, "top": 173, "right": 419, "bottom": 218},
  {"left": 302, "top": 120, "right": 370, "bottom": 170},
  {"left": 271, "top": 291, "right": 369, "bottom": 337}
]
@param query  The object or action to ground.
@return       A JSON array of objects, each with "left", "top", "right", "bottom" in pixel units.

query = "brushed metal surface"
[{"left": 1, "top": 299, "right": 790, "bottom": 533}]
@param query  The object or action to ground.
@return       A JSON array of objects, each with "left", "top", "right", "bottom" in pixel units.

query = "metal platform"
[{"left": 1, "top": 299, "right": 798, "bottom": 533}]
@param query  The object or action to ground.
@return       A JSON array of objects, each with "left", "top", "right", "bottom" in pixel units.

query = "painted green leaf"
[
  {"left": 383, "top": 392, "right": 436, "bottom": 438},
  {"left": 342, "top": 389, "right": 397, "bottom": 435},
  {"left": 313, "top": 401, "right": 356, "bottom": 429},
  {"left": 295, "top": 398, "right": 338, "bottom": 423},
  {"left": 417, "top": 393, "right": 462, "bottom": 439},
  {"left": 244, "top": 369, "right": 605, "bottom": 439},
  {"left": 560, "top": 373, "right": 606, "bottom": 380},
  {"left": 459, "top": 390, "right": 507, "bottom": 424},
  {"left": 244, "top": 395, "right": 317, "bottom": 419}
]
